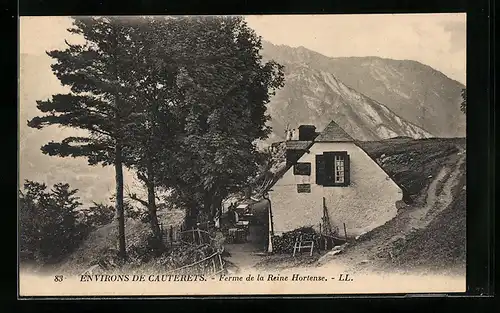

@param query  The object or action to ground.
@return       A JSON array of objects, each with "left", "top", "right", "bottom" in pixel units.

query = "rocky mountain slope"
[
  {"left": 262, "top": 59, "right": 432, "bottom": 142},
  {"left": 261, "top": 41, "right": 466, "bottom": 139}
]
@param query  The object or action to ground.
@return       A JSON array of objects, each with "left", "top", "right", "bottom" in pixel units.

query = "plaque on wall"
[{"left": 297, "top": 183, "right": 311, "bottom": 193}]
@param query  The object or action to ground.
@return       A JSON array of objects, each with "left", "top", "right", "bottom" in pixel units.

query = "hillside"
[
  {"left": 319, "top": 137, "right": 466, "bottom": 274},
  {"left": 261, "top": 42, "right": 466, "bottom": 139},
  {"left": 56, "top": 208, "right": 186, "bottom": 274}
]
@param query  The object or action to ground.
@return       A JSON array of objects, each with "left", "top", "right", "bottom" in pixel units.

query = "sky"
[{"left": 20, "top": 14, "right": 466, "bottom": 84}]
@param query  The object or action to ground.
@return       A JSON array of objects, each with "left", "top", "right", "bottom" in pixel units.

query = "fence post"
[
  {"left": 218, "top": 253, "right": 223, "bottom": 270},
  {"left": 197, "top": 228, "right": 202, "bottom": 245},
  {"left": 343, "top": 223, "right": 348, "bottom": 242},
  {"left": 211, "top": 257, "right": 217, "bottom": 274}
]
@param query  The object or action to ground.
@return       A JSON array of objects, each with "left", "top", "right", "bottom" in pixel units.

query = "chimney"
[{"left": 298, "top": 125, "right": 317, "bottom": 141}]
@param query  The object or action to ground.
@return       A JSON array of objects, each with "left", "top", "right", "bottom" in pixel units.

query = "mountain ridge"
[
  {"left": 261, "top": 41, "right": 466, "bottom": 138},
  {"left": 260, "top": 43, "right": 434, "bottom": 143}
]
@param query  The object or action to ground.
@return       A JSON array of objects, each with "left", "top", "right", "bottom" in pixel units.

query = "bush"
[{"left": 19, "top": 180, "right": 117, "bottom": 265}]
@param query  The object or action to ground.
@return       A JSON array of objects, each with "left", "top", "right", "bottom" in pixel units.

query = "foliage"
[
  {"left": 78, "top": 202, "right": 115, "bottom": 229},
  {"left": 24, "top": 16, "right": 285, "bottom": 261},
  {"left": 26, "top": 17, "right": 144, "bottom": 259},
  {"left": 19, "top": 180, "right": 112, "bottom": 264},
  {"left": 158, "top": 16, "right": 285, "bottom": 225},
  {"left": 114, "top": 17, "right": 187, "bottom": 241}
]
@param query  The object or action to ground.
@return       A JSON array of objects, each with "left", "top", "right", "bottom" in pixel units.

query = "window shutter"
[
  {"left": 343, "top": 152, "right": 350, "bottom": 186},
  {"left": 323, "top": 152, "right": 335, "bottom": 186},
  {"left": 315, "top": 154, "right": 325, "bottom": 185}
]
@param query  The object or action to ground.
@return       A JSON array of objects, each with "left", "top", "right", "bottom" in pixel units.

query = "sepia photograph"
[{"left": 18, "top": 14, "right": 467, "bottom": 296}]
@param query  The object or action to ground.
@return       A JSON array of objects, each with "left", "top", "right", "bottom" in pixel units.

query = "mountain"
[
  {"left": 261, "top": 42, "right": 466, "bottom": 139},
  {"left": 260, "top": 42, "right": 433, "bottom": 142}
]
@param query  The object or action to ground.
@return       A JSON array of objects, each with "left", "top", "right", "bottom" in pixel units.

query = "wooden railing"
[
  {"left": 160, "top": 222, "right": 214, "bottom": 246},
  {"left": 164, "top": 248, "right": 226, "bottom": 277},
  {"left": 178, "top": 228, "right": 216, "bottom": 246},
  {"left": 80, "top": 224, "right": 226, "bottom": 277},
  {"left": 160, "top": 225, "right": 227, "bottom": 277}
]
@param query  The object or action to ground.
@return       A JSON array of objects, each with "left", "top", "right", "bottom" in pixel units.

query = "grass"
[
  {"left": 359, "top": 137, "right": 464, "bottom": 203},
  {"left": 390, "top": 162, "right": 466, "bottom": 273},
  {"left": 56, "top": 208, "right": 186, "bottom": 274}
]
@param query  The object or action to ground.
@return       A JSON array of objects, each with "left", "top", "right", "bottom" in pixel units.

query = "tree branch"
[{"left": 126, "top": 192, "right": 149, "bottom": 208}]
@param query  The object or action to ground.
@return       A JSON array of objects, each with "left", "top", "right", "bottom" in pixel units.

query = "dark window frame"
[
  {"left": 294, "top": 162, "right": 312, "bottom": 176},
  {"left": 317, "top": 151, "right": 350, "bottom": 187}
]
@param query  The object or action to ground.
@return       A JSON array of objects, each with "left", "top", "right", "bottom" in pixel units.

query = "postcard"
[{"left": 18, "top": 14, "right": 467, "bottom": 296}]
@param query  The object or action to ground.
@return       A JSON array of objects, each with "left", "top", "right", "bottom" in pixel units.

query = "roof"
[
  {"left": 284, "top": 140, "right": 313, "bottom": 150},
  {"left": 314, "top": 120, "right": 354, "bottom": 142},
  {"left": 271, "top": 140, "right": 313, "bottom": 150},
  {"left": 263, "top": 120, "right": 354, "bottom": 193},
  {"left": 262, "top": 121, "right": 407, "bottom": 195}
]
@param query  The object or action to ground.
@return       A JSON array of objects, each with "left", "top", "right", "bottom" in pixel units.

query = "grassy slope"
[
  {"left": 55, "top": 208, "right": 186, "bottom": 274},
  {"left": 332, "top": 137, "right": 466, "bottom": 274},
  {"left": 358, "top": 137, "right": 464, "bottom": 203}
]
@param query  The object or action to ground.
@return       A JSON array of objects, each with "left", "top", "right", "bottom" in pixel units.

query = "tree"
[
  {"left": 19, "top": 180, "right": 84, "bottom": 263},
  {"left": 460, "top": 88, "right": 466, "bottom": 114},
  {"left": 27, "top": 17, "right": 139, "bottom": 260},
  {"left": 159, "top": 16, "right": 285, "bottom": 226},
  {"left": 118, "top": 17, "right": 185, "bottom": 243},
  {"left": 78, "top": 202, "right": 115, "bottom": 229}
]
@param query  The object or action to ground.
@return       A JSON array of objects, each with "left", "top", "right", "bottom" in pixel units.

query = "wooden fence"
[
  {"left": 159, "top": 224, "right": 226, "bottom": 277},
  {"left": 81, "top": 223, "right": 226, "bottom": 277},
  {"left": 163, "top": 249, "right": 226, "bottom": 277},
  {"left": 159, "top": 222, "right": 215, "bottom": 247}
]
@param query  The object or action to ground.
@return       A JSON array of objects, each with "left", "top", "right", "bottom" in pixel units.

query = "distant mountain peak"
[{"left": 261, "top": 43, "right": 465, "bottom": 138}]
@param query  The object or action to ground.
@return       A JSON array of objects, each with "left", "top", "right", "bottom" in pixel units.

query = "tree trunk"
[
  {"left": 115, "top": 142, "right": 126, "bottom": 261},
  {"left": 185, "top": 206, "right": 198, "bottom": 229},
  {"left": 244, "top": 186, "right": 251, "bottom": 199},
  {"left": 146, "top": 158, "right": 162, "bottom": 243},
  {"left": 203, "top": 192, "right": 213, "bottom": 225},
  {"left": 210, "top": 193, "right": 223, "bottom": 221}
]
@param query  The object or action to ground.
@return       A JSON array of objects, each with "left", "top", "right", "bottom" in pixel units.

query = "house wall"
[{"left": 268, "top": 142, "right": 403, "bottom": 238}]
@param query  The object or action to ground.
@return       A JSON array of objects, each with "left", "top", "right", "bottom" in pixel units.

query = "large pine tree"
[{"left": 27, "top": 17, "right": 139, "bottom": 260}]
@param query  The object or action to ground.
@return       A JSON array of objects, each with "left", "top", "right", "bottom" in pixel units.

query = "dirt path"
[
  {"left": 224, "top": 243, "right": 266, "bottom": 273},
  {"left": 406, "top": 146, "right": 465, "bottom": 231},
  {"left": 317, "top": 145, "right": 466, "bottom": 273}
]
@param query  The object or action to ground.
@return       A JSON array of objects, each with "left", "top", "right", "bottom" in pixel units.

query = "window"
[
  {"left": 297, "top": 184, "right": 311, "bottom": 193},
  {"left": 316, "top": 151, "right": 350, "bottom": 187},
  {"left": 294, "top": 162, "right": 311, "bottom": 176},
  {"left": 334, "top": 155, "right": 345, "bottom": 183}
]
